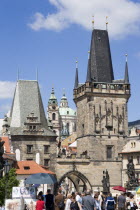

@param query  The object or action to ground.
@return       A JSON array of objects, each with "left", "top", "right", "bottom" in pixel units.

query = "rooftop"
[{"left": 16, "top": 161, "right": 55, "bottom": 175}]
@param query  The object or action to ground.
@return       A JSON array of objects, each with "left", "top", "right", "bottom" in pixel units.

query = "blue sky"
[{"left": 0, "top": 0, "right": 140, "bottom": 122}]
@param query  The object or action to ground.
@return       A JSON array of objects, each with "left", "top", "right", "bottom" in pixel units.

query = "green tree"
[{"left": 0, "top": 168, "right": 19, "bottom": 206}]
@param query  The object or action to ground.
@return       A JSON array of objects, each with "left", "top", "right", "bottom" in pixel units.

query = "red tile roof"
[
  {"left": 1, "top": 136, "right": 11, "bottom": 153},
  {"left": 136, "top": 129, "right": 140, "bottom": 134},
  {"left": 16, "top": 161, "right": 55, "bottom": 175}
]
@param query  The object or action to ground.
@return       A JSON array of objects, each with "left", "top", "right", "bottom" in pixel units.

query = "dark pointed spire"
[
  {"left": 74, "top": 60, "right": 79, "bottom": 89},
  {"left": 88, "top": 29, "right": 114, "bottom": 83},
  {"left": 86, "top": 51, "right": 92, "bottom": 83},
  {"left": 124, "top": 54, "right": 129, "bottom": 84}
]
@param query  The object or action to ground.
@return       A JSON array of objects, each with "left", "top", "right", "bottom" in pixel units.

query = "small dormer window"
[{"left": 24, "top": 166, "right": 30, "bottom": 170}]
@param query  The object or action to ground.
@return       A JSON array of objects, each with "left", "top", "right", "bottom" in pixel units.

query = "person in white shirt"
[{"left": 65, "top": 194, "right": 72, "bottom": 210}]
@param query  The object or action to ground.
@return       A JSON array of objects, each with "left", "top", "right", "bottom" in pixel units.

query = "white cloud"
[
  {"left": 0, "top": 81, "right": 15, "bottom": 99},
  {"left": 28, "top": 0, "right": 140, "bottom": 38}
]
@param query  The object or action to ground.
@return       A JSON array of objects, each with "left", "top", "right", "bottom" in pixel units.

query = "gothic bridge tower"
[
  {"left": 56, "top": 28, "right": 130, "bottom": 192},
  {"left": 73, "top": 28, "right": 131, "bottom": 188}
]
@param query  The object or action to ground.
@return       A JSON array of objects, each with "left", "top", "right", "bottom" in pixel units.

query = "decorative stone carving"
[
  {"left": 106, "top": 108, "right": 113, "bottom": 128},
  {"left": 95, "top": 114, "right": 100, "bottom": 133},
  {"left": 118, "top": 115, "right": 123, "bottom": 134}
]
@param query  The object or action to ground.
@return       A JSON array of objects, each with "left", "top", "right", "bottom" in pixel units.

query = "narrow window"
[
  {"left": 44, "top": 145, "right": 49, "bottom": 154},
  {"left": 52, "top": 113, "right": 56, "bottom": 120},
  {"left": 67, "top": 123, "right": 69, "bottom": 132},
  {"left": 82, "top": 124, "right": 84, "bottom": 135},
  {"left": 33, "top": 125, "right": 36, "bottom": 130},
  {"left": 137, "top": 156, "right": 140, "bottom": 164},
  {"left": 106, "top": 146, "right": 113, "bottom": 159},
  {"left": 44, "top": 159, "right": 49, "bottom": 166},
  {"left": 27, "top": 145, "right": 33, "bottom": 154},
  {"left": 29, "top": 125, "right": 32, "bottom": 130},
  {"left": 73, "top": 123, "right": 76, "bottom": 132}
]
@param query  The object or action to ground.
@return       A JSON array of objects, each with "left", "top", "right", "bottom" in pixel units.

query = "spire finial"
[
  {"left": 92, "top": 16, "right": 94, "bottom": 30},
  {"left": 63, "top": 88, "right": 65, "bottom": 96},
  {"left": 36, "top": 68, "right": 38, "bottom": 81},
  {"left": 106, "top": 16, "right": 108, "bottom": 31},
  {"left": 86, "top": 51, "right": 91, "bottom": 83},
  {"left": 124, "top": 54, "right": 129, "bottom": 84},
  {"left": 125, "top": 54, "right": 128, "bottom": 62},
  {"left": 52, "top": 85, "right": 54, "bottom": 93},
  {"left": 76, "top": 58, "right": 78, "bottom": 68}
]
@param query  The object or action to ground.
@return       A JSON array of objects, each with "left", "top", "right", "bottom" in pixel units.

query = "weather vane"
[
  {"left": 125, "top": 54, "right": 128, "bottom": 62},
  {"left": 76, "top": 58, "right": 78, "bottom": 68},
  {"left": 92, "top": 15, "right": 94, "bottom": 30},
  {"left": 106, "top": 16, "right": 108, "bottom": 31}
]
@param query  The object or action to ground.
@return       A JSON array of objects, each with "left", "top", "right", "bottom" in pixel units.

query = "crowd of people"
[{"left": 35, "top": 189, "right": 139, "bottom": 210}]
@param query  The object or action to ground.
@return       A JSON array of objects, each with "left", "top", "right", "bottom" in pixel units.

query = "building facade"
[{"left": 9, "top": 80, "right": 57, "bottom": 172}]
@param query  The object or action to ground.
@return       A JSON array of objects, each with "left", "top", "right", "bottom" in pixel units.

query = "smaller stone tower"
[{"left": 47, "top": 88, "right": 61, "bottom": 140}]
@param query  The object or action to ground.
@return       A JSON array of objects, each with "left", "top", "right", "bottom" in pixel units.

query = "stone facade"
[
  {"left": 9, "top": 80, "right": 57, "bottom": 169},
  {"left": 12, "top": 135, "right": 56, "bottom": 172}
]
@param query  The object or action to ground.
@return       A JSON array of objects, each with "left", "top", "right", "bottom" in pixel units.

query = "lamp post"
[{"left": 4, "top": 160, "right": 11, "bottom": 202}]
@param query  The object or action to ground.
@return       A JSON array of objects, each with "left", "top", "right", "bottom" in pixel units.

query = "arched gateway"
[{"left": 58, "top": 170, "right": 92, "bottom": 193}]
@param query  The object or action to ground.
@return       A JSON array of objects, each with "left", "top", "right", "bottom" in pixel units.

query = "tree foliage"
[{"left": 0, "top": 168, "right": 19, "bottom": 206}]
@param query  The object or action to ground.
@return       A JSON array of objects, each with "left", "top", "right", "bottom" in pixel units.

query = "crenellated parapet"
[{"left": 74, "top": 82, "right": 130, "bottom": 103}]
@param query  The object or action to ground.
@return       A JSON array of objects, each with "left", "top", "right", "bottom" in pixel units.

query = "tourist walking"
[
  {"left": 129, "top": 195, "right": 138, "bottom": 210},
  {"left": 70, "top": 196, "right": 80, "bottom": 210},
  {"left": 75, "top": 192, "right": 82, "bottom": 210},
  {"left": 118, "top": 193, "right": 126, "bottom": 210},
  {"left": 106, "top": 193, "right": 115, "bottom": 210},
  {"left": 65, "top": 194, "right": 72, "bottom": 210},
  {"left": 36, "top": 196, "right": 45, "bottom": 210},
  {"left": 82, "top": 190, "right": 96, "bottom": 210},
  {"left": 94, "top": 194, "right": 101, "bottom": 210},
  {"left": 55, "top": 189, "right": 65, "bottom": 210},
  {"left": 101, "top": 194, "right": 107, "bottom": 210},
  {"left": 45, "top": 189, "right": 54, "bottom": 210}
]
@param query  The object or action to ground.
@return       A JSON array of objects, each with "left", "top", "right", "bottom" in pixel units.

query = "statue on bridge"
[
  {"left": 102, "top": 170, "right": 110, "bottom": 194},
  {"left": 126, "top": 157, "right": 139, "bottom": 190}
]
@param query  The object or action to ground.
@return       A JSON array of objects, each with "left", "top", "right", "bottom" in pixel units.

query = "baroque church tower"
[
  {"left": 73, "top": 29, "right": 130, "bottom": 187},
  {"left": 48, "top": 88, "right": 61, "bottom": 140}
]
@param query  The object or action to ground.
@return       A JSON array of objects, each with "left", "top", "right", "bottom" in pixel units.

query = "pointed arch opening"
[{"left": 57, "top": 170, "right": 92, "bottom": 194}]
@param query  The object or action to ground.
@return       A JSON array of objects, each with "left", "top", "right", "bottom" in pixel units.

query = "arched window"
[
  {"left": 52, "top": 113, "right": 56, "bottom": 120},
  {"left": 73, "top": 123, "right": 76, "bottom": 132},
  {"left": 67, "top": 123, "right": 69, "bottom": 132}
]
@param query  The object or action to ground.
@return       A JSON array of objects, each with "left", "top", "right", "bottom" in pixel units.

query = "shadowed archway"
[{"left": 58, "top": 170, "right": 92, "bottom": 193}]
